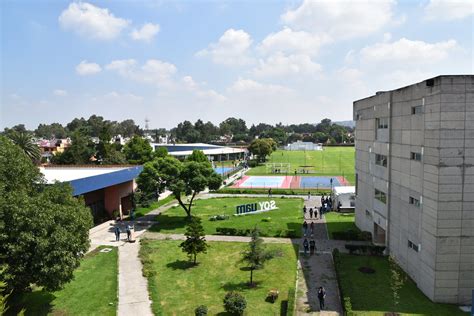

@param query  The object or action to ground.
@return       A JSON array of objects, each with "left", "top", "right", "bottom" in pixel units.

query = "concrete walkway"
[
  {"left": 296, "top": 198, "right": 343, "bottom": 316},
  {"left": 118, "top": 241, "right": 153, "bottom": 316}
]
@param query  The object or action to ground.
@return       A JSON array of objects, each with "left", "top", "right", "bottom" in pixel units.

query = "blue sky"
[{"left": 1, "top": 0, "right": 473, "bottom": 130}]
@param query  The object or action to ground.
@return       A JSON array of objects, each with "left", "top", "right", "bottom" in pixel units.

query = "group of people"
[
  {"left": 114, "top": 224, "right": 134, "bottom": 242},
  {"left": 302, "top": 203, "right": 328, "bottom": 311}
]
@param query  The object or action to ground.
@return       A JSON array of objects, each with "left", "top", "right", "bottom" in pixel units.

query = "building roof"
[
  {"left": 168, "top": 146, "right": 247, "bottom": 157},
  {"left": 333, "top": 186, "right": 355, "bottom": 195},
  {"left": 40, "top": 166, "right": 143, "bottom": 196}
]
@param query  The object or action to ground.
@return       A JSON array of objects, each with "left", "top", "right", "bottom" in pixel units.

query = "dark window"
[
  {"left": 408, "top": 240, "right": 419, "bottom": 252},
  {"left": 375, "top": 154, "right": 387, "bottom": 167},
  {"left": 411, "top": 152, "right": 422, "bottom": 161},
  {"left": 374, "top": 189, "right": 386, "bottom": 204},
  {"left": 412, "top": 105, "right": 422, "bottom": 114},
  {"left": 409, "top": 196, "right": 421, "bottom": 207},
  {"left": 376, "top": 117, "right": 388, "bottom": 129}
]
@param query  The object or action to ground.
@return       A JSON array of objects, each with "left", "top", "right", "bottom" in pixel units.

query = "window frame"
[
  {"left": 374, "top": 188, "right": 387, "bottom": 204},
  {"left": 411, "top": 105, "right": 423, "bottom": 115},
  {"left": 411, "top": 152, "right": 422, "bottom": 161},
  {"left": 375, "top": 153, "right": 387, "bottom": 167},
  {"left": 409, "top": 196, "right": 421, "bottom": 208}
]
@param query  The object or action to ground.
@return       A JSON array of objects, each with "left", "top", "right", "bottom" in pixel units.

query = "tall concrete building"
[{"left": 353, "top": 75, "right": 473, "bottom": 305}]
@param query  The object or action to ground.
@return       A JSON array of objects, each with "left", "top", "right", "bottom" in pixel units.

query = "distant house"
[
  {"left": 286, "top": 141, "right": 323, "bottom": 151},
  {"left": 37, "top": 138, "right": 71, "bottom": 159}
]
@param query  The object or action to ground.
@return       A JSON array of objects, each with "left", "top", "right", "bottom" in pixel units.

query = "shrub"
[
  {"left": 195, "top": 305, "right": 208, "bottom": 316},
  {"left": 247, "top": 160, "right": 259, "bottom": 168},
  {"left": 223, "top": 291, "right": 247, "bottom": 315},
  {"left": 286, "top": 287, "right": 296, "bottom": 316},
  {"left": 344, "top": 244, "right": 386, "bottom": 255},
  {"left": 209, "top": 214, "right": 229, "bottom": 221},
  {"left": 261, "top": 217, "right": 272, "bottom": 222}
]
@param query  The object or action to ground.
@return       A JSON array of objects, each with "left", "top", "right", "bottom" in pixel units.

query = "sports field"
[{"left": 247, "top": 147, "right": 355, "bottom": 184}]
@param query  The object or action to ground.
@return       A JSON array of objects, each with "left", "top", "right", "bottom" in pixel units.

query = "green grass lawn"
[
  {"left": 140, "top": 239, "right": 298, "bottom": 315},
  {"left": 325, "top": 212, "right": 359, "bottom": 239},
  {"left": 335, "top": 254, "right": 467, "bottom": 316},
  {"left": 149, "top": 197, "right": 304, "bottom": 237},
  {"left": 4, "top": 246, "right": 118, "bottom": 316},
  {"left": 135, "top": 195, "right": 176, "bottom": 219},
  {"left": 247, "top": 147, "right": 355, "bottom": 184}
]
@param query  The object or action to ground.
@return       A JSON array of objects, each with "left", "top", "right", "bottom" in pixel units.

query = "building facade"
[{"left": 353, "top": 75, "right": 473, "bottom": 305}]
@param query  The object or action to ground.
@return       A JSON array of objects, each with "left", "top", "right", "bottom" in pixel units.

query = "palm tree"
[{"left": 7, "top": 132, "right": 41, "bottom": 163}]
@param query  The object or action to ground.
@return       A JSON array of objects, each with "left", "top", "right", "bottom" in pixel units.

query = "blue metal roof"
[{"left": 69, "top": 166, "right": 143, "bottom": 196}]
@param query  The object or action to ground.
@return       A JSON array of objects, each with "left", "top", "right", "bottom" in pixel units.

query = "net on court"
[{"left": 265, "top": 163, "right": 291, "bottom": 174}]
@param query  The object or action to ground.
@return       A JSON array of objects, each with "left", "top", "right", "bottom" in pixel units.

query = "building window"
[
  {"left": 376, "top": 117, "right": 388, "bottom": 129},
  {"left": 411, "top": 152, "right": 422, "bottom": 161},
  {"left": 375, "top": 154, "right": 387, "bottom": 167},
  {"left": 365, "top": 209, "right": 372, "bottom": 217},
  {"left": 409, "top": 196, "right": 421, "bottom": 207},
  {"left": 355, "top": 173, "right": 358, "bottom": 196},
  {"left": 411, "top": 105, "right": 422, "bottom": 115},
  {"left": 374, "top": 189, "right": 387, "bottom": 204},
  {"left": 408, "top": 240, "right": 419, "bottom": 252}
]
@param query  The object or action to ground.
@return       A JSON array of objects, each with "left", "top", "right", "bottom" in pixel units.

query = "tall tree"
[
  {"left": 6, "top": 131, "right": 41, "bottom": 163},
  {"left": 0, "top": 136, "right": 92, "bottom": 292},
  {"left": 179, "top": 217, "right": 209, "bottom": 265},
  {"left": 123, "top": 136, "right": 153, "bottom": 164},
  {"left": 248, "top": 138, "right": 275, "bottom": 162},
  {"left": 53, "top": 129, "right": 95, "bottom": 164},
  {"left": 240, "top": 228, "right": 277, "bottom": 286},
  {"left": 137, "top": 153, "right": 222, "bottom": 217}
]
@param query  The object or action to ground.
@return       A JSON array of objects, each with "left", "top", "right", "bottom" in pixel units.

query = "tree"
[
  {"left": 186, "top": 149, "right": 210, "bottom": 164},
  {"left": 240, "top": 228, "right": 277, "bottom": 286},
  {"left": 153, "top": 146, "right": 168, "bottom": 159},
  {"left": 248, "top": 138, "right": 275, "bottom": 163},
  {"left": 123, "top": 136, "right": 153, "bottom": 164},
  {"left": 223, "top": 292, "right": 247, "bottom": 315},
  {"left": 35, "top": 123, "right": 67, "bottom": 139},
  {"left": 6, "top": 131, "right": 41, "bottom": 163},
  {"left": 137, "top": 154, "right": 222, "bottom": 217},
  {"left": 179, "top": 217, "right": 208, "bottom": 264},
  {"left": 52, "top": 129, "right": 95, "bottom": 164},
  {"left": 0, "top": 136, "right": 93, "bottom": 292}
]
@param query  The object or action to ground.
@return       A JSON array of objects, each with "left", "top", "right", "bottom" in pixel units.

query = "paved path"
[
  {"left": 296, "top": 198, "right": 343, "bottom": 316},
  {"left": 118, "top": 241, "right": 153, "bottom": 316}
]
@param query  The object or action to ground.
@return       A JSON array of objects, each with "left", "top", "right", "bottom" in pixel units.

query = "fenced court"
[{"left": 232, "top": 175, "right": 349, "bottom": 189}]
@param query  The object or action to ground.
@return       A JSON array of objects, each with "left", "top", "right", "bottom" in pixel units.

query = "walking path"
[
  {"left": 296, "top": 198, "right": 343, "bottom": 316},
  {"left": 118, "top": 241, "right": 153, "bottom": 316}
]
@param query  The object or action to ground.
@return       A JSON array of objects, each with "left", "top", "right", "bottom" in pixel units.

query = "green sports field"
[{"left": 247, "top": 147, "right": 355, "bottom": 184}]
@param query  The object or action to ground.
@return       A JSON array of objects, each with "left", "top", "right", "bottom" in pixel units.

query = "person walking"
[
  {"left": 308, "top": 191, "right": 311, "bottom": 200},
  {"left": 318, "top": 287, "right": 326, "bottom": 310},
  {"left": 126, "top": 224, "right": 133, "bottom": 242},
  {"left": 309, "top": 239, "right": 316, "bottom": 255},
  {"left": 310, "top": 222, "right": 314, "bottom": 237},
  {"left": 303, "top": 238, "right": 309, "bottom": 256},
  {"left": 321, "top": 195, "right": 325, "bottom": 205},
  {"left": 303, "top": 205, "right": 307, "bottom": 215},
  {"left": 268, "top": 188, "right": 272, "bottom": 198},
  {"left": 114, "top": 225, "right": 121, "bottom": 242},
  {"left": 309, "top": 208, "right": 314, "bottom": 219},
  {"left": 303, "top": 221, "right": 308, "bottom": 236}
]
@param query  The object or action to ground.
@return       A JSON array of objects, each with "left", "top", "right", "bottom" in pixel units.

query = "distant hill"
[{"left": 333, "top": 120, "right": 355, "bottom": 128}]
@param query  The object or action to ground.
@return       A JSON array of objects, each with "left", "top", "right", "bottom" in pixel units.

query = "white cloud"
[
  {"left": 75, "top": 60, "right": 102, "bottom": 75},
  {"left": 105, "top": 59, "right": 137, "bottom": 76},
  {"left": 259, "top": 28, "right": 330, "bottom": 56},
  {"left": 130, "top": 23, "right": 160, "bottom": 42},
  {"left": 229, "top": 78, "right": 292, "bottom": 94},
  {"left": 253, "top": 53, "right": 322, "bottom": 78},
  {"left": 103, "top": 91, "right": 143, "bottom": 102},
  {"left": 424, "top": 0, "right": 474, "bottom": 21},
  {"left": 281, "top": 0, "right": 395, "bottom": 39},
  {"left": 182, "top": 76, "right": 227, "bottom": 102},
  {"left": 59, "top": 2, "right": 129, "bottom": 40},
  {"left": 53, "top": 89, "right": 68, "bottom": 96},
  {"left": 360, "top": 38, "right": 458, "bottom": 64},
  {"left": 196, "top": 28, "right": 254, "bottom": 66},
  {"left": 106, "top": 59, "right": 176, "bottom": 86}
]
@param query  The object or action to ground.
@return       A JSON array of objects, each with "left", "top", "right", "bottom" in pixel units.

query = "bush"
[
  {"left": 247, "top": 160, "right": 259, "bottom": 168},
  {"left": 332, "top": 230, "right": 372, "bottom": 241},
  {"left": 195, "top": 305, "right": 208, "bottom": 316},
  {"left": 344, "top": 244, "right": 386, "bottom": 255},
  {"left": 261, "top": 217, "right": 271, "bottom": 222},
  {"left": 223, "top": 291, "right": 247, "bottom": 315},
  {"left": 286, "top": 287, "right": 296, "bottom": 316},
  {"left": 209, "top": 214, "right": 229, "bottom": 221}
]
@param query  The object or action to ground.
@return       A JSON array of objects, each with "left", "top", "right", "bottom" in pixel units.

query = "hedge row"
[
  {"left": 344, "top": 244, "right": 386, "bottom": 256},
  {"left": 332, "top": 230, "right": 372, "bottom": 241},
  {"left": 215, "top": 227, "right": 299, "bottom": 238},
  {"left": 215, "top": 188, "right": 332, "bottom": 196}
]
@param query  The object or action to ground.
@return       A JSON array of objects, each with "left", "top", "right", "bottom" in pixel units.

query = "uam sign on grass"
[{"left": 235, "top": 200, "right": 278, "bottom": 215}]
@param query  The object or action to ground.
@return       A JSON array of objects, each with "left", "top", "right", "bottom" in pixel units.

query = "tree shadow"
[
  {"left": 221, "top": 281, "right": 262, "bottom": 292},
  {"left": 5, "top": 290, "right": 55, "bottom": 316},
  {"left": 165, "top": 259, "right": 197, "bottom": 270}
]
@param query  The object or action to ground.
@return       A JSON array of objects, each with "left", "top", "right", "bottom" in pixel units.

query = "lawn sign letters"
[{"left": 235, "top": 200, "right": 278, "bottom": 215}]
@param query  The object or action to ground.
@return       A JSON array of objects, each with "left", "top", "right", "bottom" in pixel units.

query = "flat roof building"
[
  {"left": 353, "top": 75, "right": 473, "bottom": 305},
  {"left": 151, "top": 143, "right": 247, "bottom": 161}
]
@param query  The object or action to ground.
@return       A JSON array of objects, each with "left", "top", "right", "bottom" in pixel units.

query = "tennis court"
[{"left": 232, "top": 175, "right": 348, "bottom": 189}]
